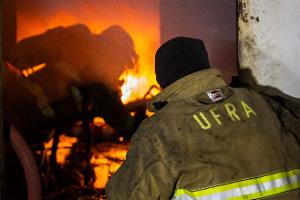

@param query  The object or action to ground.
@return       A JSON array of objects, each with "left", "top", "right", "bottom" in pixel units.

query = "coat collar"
[{"left": 148, "top": 68, "right": 226, "bottom": 112}]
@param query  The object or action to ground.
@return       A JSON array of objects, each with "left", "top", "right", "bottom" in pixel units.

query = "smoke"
[{"left": 17, "top": 0, "right": 160, "bottom": 41}]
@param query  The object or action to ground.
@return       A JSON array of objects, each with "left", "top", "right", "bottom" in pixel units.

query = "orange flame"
[
  {"left": 90, "top": 144, "right": 128, "bottom": 189},
  {"left": 22, "top": 63, "right": 46, "bottom": 77},
  {"left": 120, "top": 70, "right": 147, "bottom": 104},
  {"left": 93, "top": 116, "right": 106, "bottom": 127},
  {"left": 17, "top": 2, "right": 160, "bottom": 105},
  {"left": 18, "top": 1, "right": 161, "bottom": 189},
  {"left": 44, "top": 134, "right": 78, "bottom": 165},
  {"left": 119, "top": 68, "right": 160, "bottom": 104}
]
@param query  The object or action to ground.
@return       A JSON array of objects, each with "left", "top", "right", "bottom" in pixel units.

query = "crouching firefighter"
[{"left": 106, "top": 37, "right": 300, "bottom": 200}]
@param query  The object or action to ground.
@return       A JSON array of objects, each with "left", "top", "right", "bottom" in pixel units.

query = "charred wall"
[{"left": 238, "top": 0, "right": 300, "bottom": 97}]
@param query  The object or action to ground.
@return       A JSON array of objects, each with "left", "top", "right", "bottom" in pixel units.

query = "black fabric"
[{"left": 155, "top": 37, "right": 210, "bottom": 88}]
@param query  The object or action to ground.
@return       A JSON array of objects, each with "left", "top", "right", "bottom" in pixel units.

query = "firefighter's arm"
[
  {"left": 234, "top": 68, "right": 300, "bottom": 142},
  {"left": 256, "top": 86, "right": 300, "bottom": 142},
  {"left": 106, "top": 124, "right": 179, "bottom": 200}
]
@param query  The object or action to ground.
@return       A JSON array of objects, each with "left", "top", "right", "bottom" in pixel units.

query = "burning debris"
[
  {"left": 90, "top": 143, "right": 128, "bottom": 189},
  {"left": 43, "top": 134, "right": 78, "bottom": 165},
  {"left": 4, "top": 0, "right": 162, "bottom": 199},
  {"left": 22, "top": 63, "right": 46, "bottom": 77},
  {"left": 6, "top": 24, "right": 145, "bottom": 140},
  {"left": 4, "top": 22, "right": 160, "bottom": 199},
  {"left": 120, "top": 69, "right": 160, "bottom": 104}
]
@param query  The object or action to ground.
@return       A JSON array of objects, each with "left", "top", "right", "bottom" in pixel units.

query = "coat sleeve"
[
  {"left": 258, "top": 86, "right": 300, "bottom": 143},
  {"left": 235, "top": 68, "right": 300, "bottom": 143},
  {"left": 105, "top": 124, "right": 179, "bottom": 200}
]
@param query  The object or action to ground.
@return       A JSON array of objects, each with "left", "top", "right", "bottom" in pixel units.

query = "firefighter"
[
  {"left": 106, "top": 37, "right": 300, "bottom": 199},
  {"left": 14, "top": 24, "right": 137, "bottom": 94},
  {"left": 6, "top": 24, "right": 141, "bottom": 144}
]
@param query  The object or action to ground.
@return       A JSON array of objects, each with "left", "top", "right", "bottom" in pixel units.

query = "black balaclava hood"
[{"left": 155, "top": 37, "right": 210, "bottom": 88}]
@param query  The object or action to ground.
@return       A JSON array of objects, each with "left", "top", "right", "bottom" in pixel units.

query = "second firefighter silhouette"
[{"left": 5, "top": 24, "right": 143, "bottom": 144}]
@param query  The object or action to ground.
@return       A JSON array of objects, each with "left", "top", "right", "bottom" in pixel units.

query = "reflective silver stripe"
[{"left": 172, "top": 169, "right": 300, "bottom": 200}]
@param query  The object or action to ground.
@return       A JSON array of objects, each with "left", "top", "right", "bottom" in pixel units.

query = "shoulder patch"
[{"left": 206, "top": 89, "right": 225, "bottom": 103}]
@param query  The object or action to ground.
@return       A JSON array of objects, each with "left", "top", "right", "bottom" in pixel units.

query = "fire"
[
  {"left": 44, "top": 134, "right": 78, "bottom": 165},
  {"left": 17, "top": 1, "right": 160, "bottom": 105},
  {"left": 17, "top": 1, "right": 161, "bottom": 191},
  {"left": 120, "top": 70, "right": 148, "bottom": 104},
  {"left": 93, "top": 116, "right": 106, "bottom": 127},
  {"left": 22, "top": 63, "right": 46, "bottom": 77},
  {"left": 119, "top": 69, "right": 160, "bottom": 104},
  {"left": 90, "top": 143, "right": 128, "bottom": 189}
]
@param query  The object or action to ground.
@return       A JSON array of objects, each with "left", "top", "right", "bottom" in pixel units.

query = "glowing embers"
[
  {"left": 44, "top": 134, "right": 78, "bottom": 165},
  {"left": 22, "top": 63, "right": 46, "bottom": 77},
  {"left": 90, "top": 143, "right": 128, "bottom": 189},
  {"left": 93, "top": 116, "right": 106, "bottom": 127}
]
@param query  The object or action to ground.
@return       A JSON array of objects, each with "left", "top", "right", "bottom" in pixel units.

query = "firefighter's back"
[{"left": 153, "top": 86, "right": 300, "bottom": 199}]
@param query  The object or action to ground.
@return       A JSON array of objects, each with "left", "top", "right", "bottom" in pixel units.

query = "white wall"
[{"left": 239, "top": 0, "right": 300, "bottom": 97}]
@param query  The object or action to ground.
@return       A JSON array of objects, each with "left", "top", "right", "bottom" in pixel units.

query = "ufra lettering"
[{"left": 193, "top": 100, "right": 256, "bottom": 130}]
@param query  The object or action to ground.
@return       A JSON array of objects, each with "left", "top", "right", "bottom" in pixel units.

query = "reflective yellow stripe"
[
  {"left": 173, "top": 169, "right": 300, "bottom": 200},
  {"left": 229, "top": 183, "right": 300, "bottom": 200}
]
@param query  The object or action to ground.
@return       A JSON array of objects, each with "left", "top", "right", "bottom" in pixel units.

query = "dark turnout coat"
[{"left": 106, "top": 69, "right": 300, "bottom": 200}]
